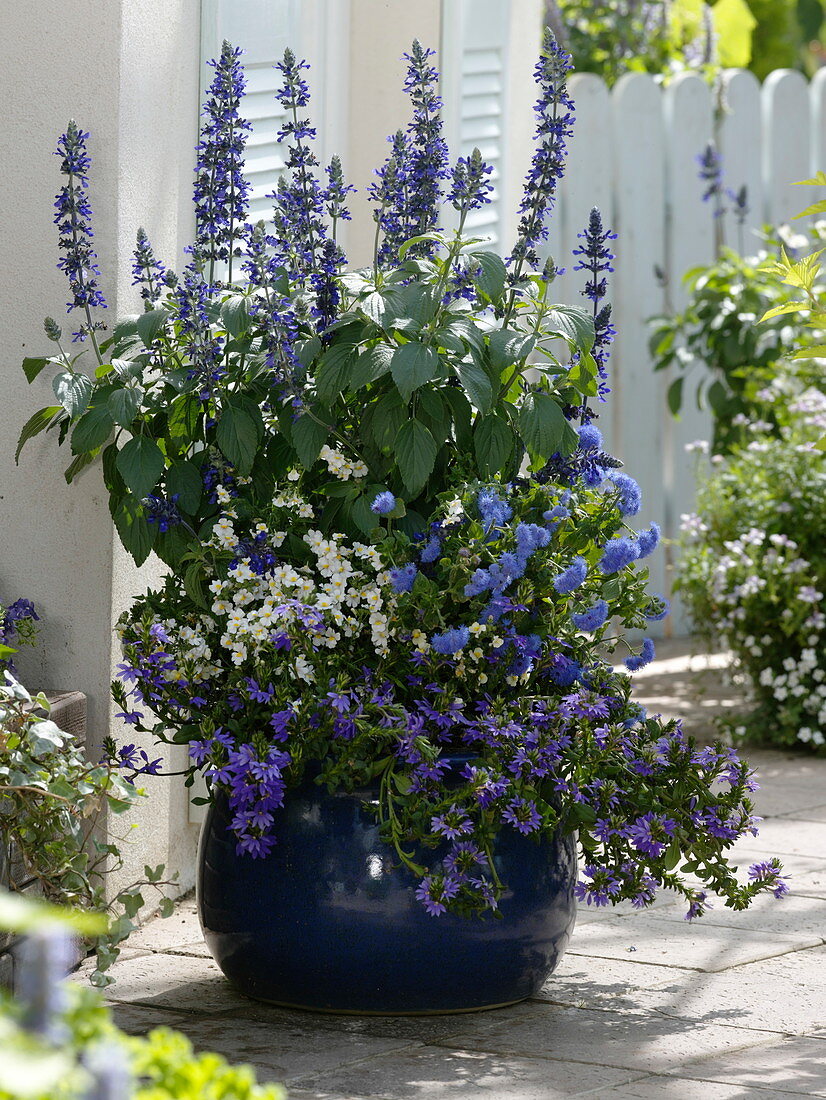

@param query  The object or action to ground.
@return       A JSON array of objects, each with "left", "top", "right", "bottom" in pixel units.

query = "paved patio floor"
[{"left": 77, "top": 642, "right": 826, "bottom": 1098}]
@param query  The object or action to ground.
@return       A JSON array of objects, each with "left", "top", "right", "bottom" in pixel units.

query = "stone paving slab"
[
  {"left": 289, "top": 1046, "right": 646, "bottom": 1099},
  {"left": 430, "top": 1000, "right": 786, "bottom": 1077},
  {"left": 590, "top": 1074, "right": 809, "bottom": 1097},
  {"left": 663, "top": 1033, "right": 826, "bottom": 1096},
  {"left": 644, "top": 893, "right": 826, "bottom": 938},
  {"left": 566, "top": 912, "right": 821, "bottom": 971}
]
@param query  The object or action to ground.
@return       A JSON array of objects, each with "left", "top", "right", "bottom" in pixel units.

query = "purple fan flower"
[{"left": 628, "top": 812, "right": 676, "bottom": 859}]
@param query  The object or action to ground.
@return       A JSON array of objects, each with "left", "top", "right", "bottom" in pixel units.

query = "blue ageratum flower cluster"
[
  {"left": 53, "top": 121, "right": 107, "bottom": 343},
  {"left": 509, "top": 28, "right": 575, "bottom": 276},
  {"left": 193, "top": 41, "right": 252, "bottom": 268},
  {"left": 369, "top": 41, "right": 449, "bottom": 264}
]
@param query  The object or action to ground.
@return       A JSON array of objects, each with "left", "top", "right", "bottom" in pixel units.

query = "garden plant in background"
[
  {"left": 17, "top": 29, "right": 789, "bottom": 968},
  {"left": 674, "top": 176, "right": 825, "bottom": 752},
  {"left": 0, "top": 674, "right": 175, "bottom": 985},
  {"left": 0, "top": 890, "right": 285, "bottom": 1100}
]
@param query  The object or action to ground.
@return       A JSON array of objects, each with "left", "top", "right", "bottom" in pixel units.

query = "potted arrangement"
[{"left": 19, "top": 32, "right": 786, "bottom": 1013}]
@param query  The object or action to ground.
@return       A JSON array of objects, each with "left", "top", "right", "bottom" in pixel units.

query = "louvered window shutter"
[{"left": 441, "top": 0, "right": 510, "bottom": 248}]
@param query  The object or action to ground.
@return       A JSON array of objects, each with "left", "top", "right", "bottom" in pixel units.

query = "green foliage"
[
  {"left": 0, "top": 677, "right": 175, "bottom": 984},
  {"left": 649, "top": 226, "right": 826, "bottom": 453},
  {"left": 0, "top": 904, "right": 284, "bottom": 1100},
  {"left": 551, "top": 0, "right": 758, "bottom": 86},
  {"left": 746, "top": 0, "right": 801, "bottom": 80},
  {"left": 19, "top": 228, "right": 596, "bottom": 573},
  {"left": 676, "top": 367, "right": 826, "bottom": 749}
]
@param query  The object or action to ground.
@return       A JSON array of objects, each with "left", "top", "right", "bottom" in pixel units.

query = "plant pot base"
[{"left": 198, "top": 781, "right": 577, "bottom": 1016}]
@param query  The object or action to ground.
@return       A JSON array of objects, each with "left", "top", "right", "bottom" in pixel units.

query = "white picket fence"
[{"left": 543, "top": 68, "right": 826, "bottom": 635}]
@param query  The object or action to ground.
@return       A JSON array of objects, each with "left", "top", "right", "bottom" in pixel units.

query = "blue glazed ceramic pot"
[{"left": 197, "top": 767, "right": 578, "bottom": 1014}]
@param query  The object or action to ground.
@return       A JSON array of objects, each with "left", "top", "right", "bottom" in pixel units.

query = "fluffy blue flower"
[
  {"left": 477, "top": 488, "right": 512, "bottom": 534},
  {"left": 553, "top": 556, "right": 588, "bottom": 594},
  {"left": 599, "top": 537, "right": 639, "bottom": 574},
  {"left": 515, "top": 523, "right": 551, "bottom": 557},
  {"left": 578, "top": 423, "right": 602, "bottom": 452},
  {"left": 571, "top": 599, "right": 609, "bottom": 633},
  {"left": 431, "top": 626, "right": 470, "bottom": 655},
  {"left": 625, "top": 638, "right": 656, "bottom": 672},
  {"left": 609, "top": 472, "right": 642, "bottom": 516},
  {"left": 420, "top": 535, "right": 442, "bottom": 563},
  {"left": 391, "top": 564, "right": 418, "bottom": 593},
  {"left": 371, "top": 491, "right": 396, "bottom": 515},
  {"left": 636, "top": 523, "right": 660, "bottom": 558}
]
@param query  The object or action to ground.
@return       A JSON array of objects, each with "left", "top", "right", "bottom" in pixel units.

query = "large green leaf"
[
  {"left": 471, "top": 251, "right": 507, "bottom": 303},
  {"left": 454, "top": 358, "right": 493, "bottom": 413},
  {"left": 114, "top": 495, "right": 155, "bottom": 566},
  {"left": 369, "top": 390, "right": 406, "bottom": 451},
  {"left": 116, "top": 435, "right": 165, "bottom": 499},
  {"left": 291, "top": 413, "right": 329, "bottom": 469},
  {"left": 518, "top": 392, "right": 569, "bottom": 460},
  {"left": 474, "top": 414, "right": 515, "bottom": 477},
  {"left": 167, "top": 459, "right": 202, "bottom": 514},
  {"left": 167, "top": 394, "right": 202, "bottom": 443},
  {"left": 391, "top": 341, "right": 440, "bottom": 402},
  {"left": 108, "top": 386, "right": 143, "bottom": 428},
  {"left": 316, "top": 343, "right": 358, "bottom": 404},
  {"left": 545, "top": 305, "right": 596, "bottom": 354},
  {"left": 136, "top": 308, "right": 168, "bottom": 347},
  {"left": 15, "top": 405, "right": 62, "bottom": 463},
  {"left": 442, "top": 386, "right": 473, "bottom": 449},
  {"left": 52, "top": 370, "right": 92, "bottom": 418},
  {"left": 215, "top": 400, "right": 259, "bottom": 475},
  {"left": 21, "top": 356, "right": 51, "bottom": 383},
  {"left": 71, "top": 404, "right": 115, "bottom": 454},
  {"left": 220, "top": 295, "right": 252, "bottom": 338},
  {"left": 349, "top": 344, "right": 394, "bottom": 390},
  {"left": 488, "top": 328, "right": 536, "bottom": 371},
  {"left": 395, "top": 418, "right": 437, "bottom": 496}
]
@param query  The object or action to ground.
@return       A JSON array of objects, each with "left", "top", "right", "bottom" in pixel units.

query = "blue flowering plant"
[
  {"left": 0, "top": 596, "right": 39, "bottom": 675},
  {"left": 20, "top": 33, "right": 785, "bottom": 919}
]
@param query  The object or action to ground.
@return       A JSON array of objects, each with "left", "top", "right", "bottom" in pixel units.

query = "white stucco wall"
[{"left": 0, "top": 0, "right": 203, "bottom": 897}]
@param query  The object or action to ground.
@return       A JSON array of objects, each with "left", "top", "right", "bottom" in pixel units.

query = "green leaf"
[
  {"left": 391, "top": 341, "right": 440, "bottom": 402},
  {"left": 291, "top": 413, "right": 329, "bottom": 469},
  {"left": 518, "top": 392, "right": 568, "bottom": 460},
  {"left": 22, "top": 356, "right": 50, "bottom": 383},
  {"left": 15, "top": 405, "right": 62, "bottom": 463},
  {"left": 71, "top": 404, "right": 115, "bottom": 453},
  {"left": 792, "top": 344, "right": 826, "bottom": 359},
  {"left": 64, "top": 450, "right": 97, "bottom": 483},
  {"left": 795, "top": 171, "right": 826, "bottom": 186},
  {"left": 711, "top": 0, "right": 756, "bottom": 67},
  {"left": 0, "top": 891, "right": 107, "bottom": 936},
  {"left": 474, "top": 414, "right": 514, "bottom": 477},
  {"left": 489, "top": 328, "right": 536, "bottom": 371},
  {"left": 667, "top": 376, "right": 684, "bottom": 417},
  {"left": 349, "top": 344, "right": 394, "bottom": 390},
  {"left": 184, "top": 561, "right": 208, "bottom": 609},
  {"left": 454, "top": 358, "right": 493, "bottom": 412},
  {"left": 793, "top": 198, "right": 826, "bottom": 221},
  {"left": 295, "top": 335, "right": 322, "bottom": 368},
  {"left": 108, "top": 386, "right": 143, "bottom": 428},
  {"left": 316, "top": 343, "right": 358, "bottom": 404},
  {"left": 220, "top": 295, "right": 252, "bottom": 338},
  {"left": 544, "top": 305, "right": 596, "bottom": 353},
  {"left": 116, "top": 435, "right": 165, "bottom": 499},
  {"left": 395, "top": 418, "right": 437, "bottom": 496},
  {"left": 471, "top": 251, "right": 507, "bottom": 302},
  {"left": 136, "top": 308, "right": 168, "bottom": 347},
  {"left": 369, "top": 390, "right": 407, "bottom": 451},
  {"left": 113, "top": 495, "right": 155, "bottom": 566},
  {"left": 443, "top": 386, "right": 473, "bottom": 448},
  {"left": 759, "top": 299, "right": 807, "bottom": 323},
  {"left": 52, "top": 370, "right": 92, "bottom": 418},
  {"left": 167, "top": 394, "right": 202, "bottom": 442},
  {"left": 215, "top": 400, "right": 259, "bottom": 475},
  {"left": 167, "top": 459, "right": 202, "bottom": 514}
]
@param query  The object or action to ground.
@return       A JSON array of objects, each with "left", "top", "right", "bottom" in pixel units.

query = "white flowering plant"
[
  {"left": 24, "top": 35, "right": 787, "bottom": 919},
  {"left": 678, "top": 375, "right": 826, "bottom": 751}
]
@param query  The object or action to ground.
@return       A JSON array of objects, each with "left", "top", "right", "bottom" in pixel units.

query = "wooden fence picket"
[
  {"left": 610, "top": 73, "right": 668, "bottom": 617},
  {"left": 763, "top": 70, "right": 812, "bottom": 226},
  {"left": 718, "top": 69, "right": 764, "bottom": 256},
  {"left": 663, "top": 72, "right": 715, "bottom": 635}
]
